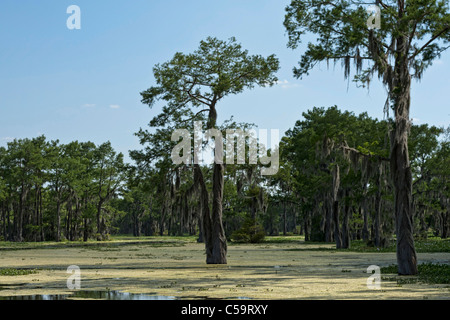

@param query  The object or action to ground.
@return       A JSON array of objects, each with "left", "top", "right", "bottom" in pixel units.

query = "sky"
[{"left": 1, "top": 0, "right": 449, "bottom": 163}]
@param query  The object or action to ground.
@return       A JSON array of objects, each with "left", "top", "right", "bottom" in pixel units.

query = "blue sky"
[{"left": 1, "top": 0, "right": 449, "bottom": 163}]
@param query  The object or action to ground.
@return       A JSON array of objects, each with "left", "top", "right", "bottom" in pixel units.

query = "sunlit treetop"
[
  {"left": 284, "top": 0, "right": 450, "bottom": 88},
  {"left": 140, "top": 36, "right": 280, "bottom": 128}
]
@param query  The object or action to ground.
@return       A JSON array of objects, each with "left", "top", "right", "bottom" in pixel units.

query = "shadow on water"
[{"left": 0, "top": 290, "right": 177, "bottom": 300}]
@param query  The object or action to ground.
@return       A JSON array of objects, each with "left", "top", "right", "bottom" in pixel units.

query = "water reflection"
[{"left": 0, "top": 290, "right": 177, "bottom": 300}]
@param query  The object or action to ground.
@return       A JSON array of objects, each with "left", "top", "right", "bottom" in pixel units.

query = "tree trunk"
[
  {"left": 1, "top": 202, "right": 7, "bottom": 241},
  {"left": 324, "top": 199, "right": 332, "bottom": 242},
  {"left": 56, "top": 199, "right": 61, "bottom": 242},
  {"left": 97, "top": 202, "right": 102, "bottom": 239},
  {"left": 333, "top": 200, "right": 342, "bottom": 248},
  {"left": 390, "top": 36, "right": 418, "bottom": 275},
  {"left": 341, "top": 191, "right": 351, "bottom": 249},
  {"left": 83, "top": 218, "right": 89, "bottom": 241},
  {"left": 197, "top": 213, "right": 204, "bottom": 243},
  {"left": 72, "top": 196, "right": 80, "bottom": 241},
  {"left": 441, "top": 211, "right": 448, "bottom": 239},
  {"left": 83, "top": 192, "right": 89, "bottom": 242},
  {"left": 159, "top": 204, "right": 166, "bottom": 236},
  {"left": 195, "top": 164, "right": 213, "bottom": 261},
  {"left": 15, "top": 183, "right": 28, "bottom": 242},
  {"left": 374, "top": 163, "right": 383, "bottom": 247},
  {"left": 197, "top": 104, "right": 227, "bottom": 264},
  {"left": 332, "top": 164, "right": 342, "bottom": 248},
  {"left": 210, "top": 163, "right": 227, "bottom": 264},
  {"left": 39, "top": 189, "right": 44, "bottom": 241},
  {"left": 304, "top": 209, "right": 311, "bottom": 241},
  {"left": 7, "top": 202, "right": 12, "bottom": 241},
  {"left": 361, "top": 185, "right": 370, "bottom": 242},
  {"left": 33, "top": 187, "right": 39, "bottom": 242},
  {"left": 66, "top": 197, "right": 72, "bottom": 241},
  {"left": 67, "top": 195, "right": 75, "bottom": 241}
]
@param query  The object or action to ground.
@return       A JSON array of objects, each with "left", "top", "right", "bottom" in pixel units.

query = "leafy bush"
[
  {"left": 349, "top": 237, "right": 450, "bottom": 253},
  {"left": 381, "top": 263, "right": 450, "bottom": 284},
  {"left": 415, "top": 238, "right": 450, "bottom": 253},
  {"left": 231, "top": 218, "right": 266, "bottom": 243}
]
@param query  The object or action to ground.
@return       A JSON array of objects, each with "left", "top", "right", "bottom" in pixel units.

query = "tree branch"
[
  {"left": 341, "top": 145, "right": 390, "bottom": 162},
  {"left": 180, "top": 109, "right": 210, "bottom": 124},
  {"left": 408, "top": 25, "right": 450, "bottom": 61}
]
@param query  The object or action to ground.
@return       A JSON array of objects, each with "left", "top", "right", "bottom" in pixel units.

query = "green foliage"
[
  {"left": 415, "top": 263, "right": 450, "bottom": 284},
  {"left": 231, "top": 217, "right": 266, "bottom": 243},
  {"left": 284, "top": 0, "right": 450, "bottom": 85},
  {"left": 0, "top": 5, "right": 448, "bottom": 250},
  {"left": 0, "top": 268, "right": 38, "bottom": 276},
  {"left": 140, "top": 36, "right": 279, "bottom": 130},
  {"left": 132, "top": 36, "right": 280, "bottom": 247},
  {"left": 415, "top": 238, "right": 450, "bottom": 253},
  {"left": 0, "top": 136, "right": 127, "bottom": 242},
  {"left": 280, "top": 106, "right": 392, "bottom": 242},
  {"left": 381, "top": 263, "right": 450, "bottom": 284},
  {"left": 348, "top": 237, "right": 450, "bottom": 253}
]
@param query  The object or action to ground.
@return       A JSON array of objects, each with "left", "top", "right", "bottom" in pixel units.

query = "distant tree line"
[
  {"left": 0, "top": 107, "right": 448, "bottom": 245},
  {"left": 0, "top": 138, "right": 125, "bottom": 242},
  {"left": 274, "top": 106, "right": 449, "bottom": 248}
]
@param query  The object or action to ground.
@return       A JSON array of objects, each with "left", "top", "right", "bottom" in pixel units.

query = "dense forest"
[{"left": 1, "top": 106, "right": 448, "bottom": 248}]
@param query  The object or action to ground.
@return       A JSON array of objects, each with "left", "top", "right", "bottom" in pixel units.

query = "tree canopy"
[{"left": 284, "top": 0, "right": 450, "bottom": 275}]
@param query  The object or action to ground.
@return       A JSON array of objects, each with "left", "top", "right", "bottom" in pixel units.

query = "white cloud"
[
  {"left": 275, "top": 79, "right": 301, "bottom": 89},
  {"left": 276, "top": 79, "right": 289, "bottom": 85},
  {"left": 109, "top": 104, "right": 120, "bottom": 109},
  {"left": 82, "top": 103, "right": 96, "bottom": 108},
  {"left": 1, "top": 137, "right": 15, "bottom": 142}
]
